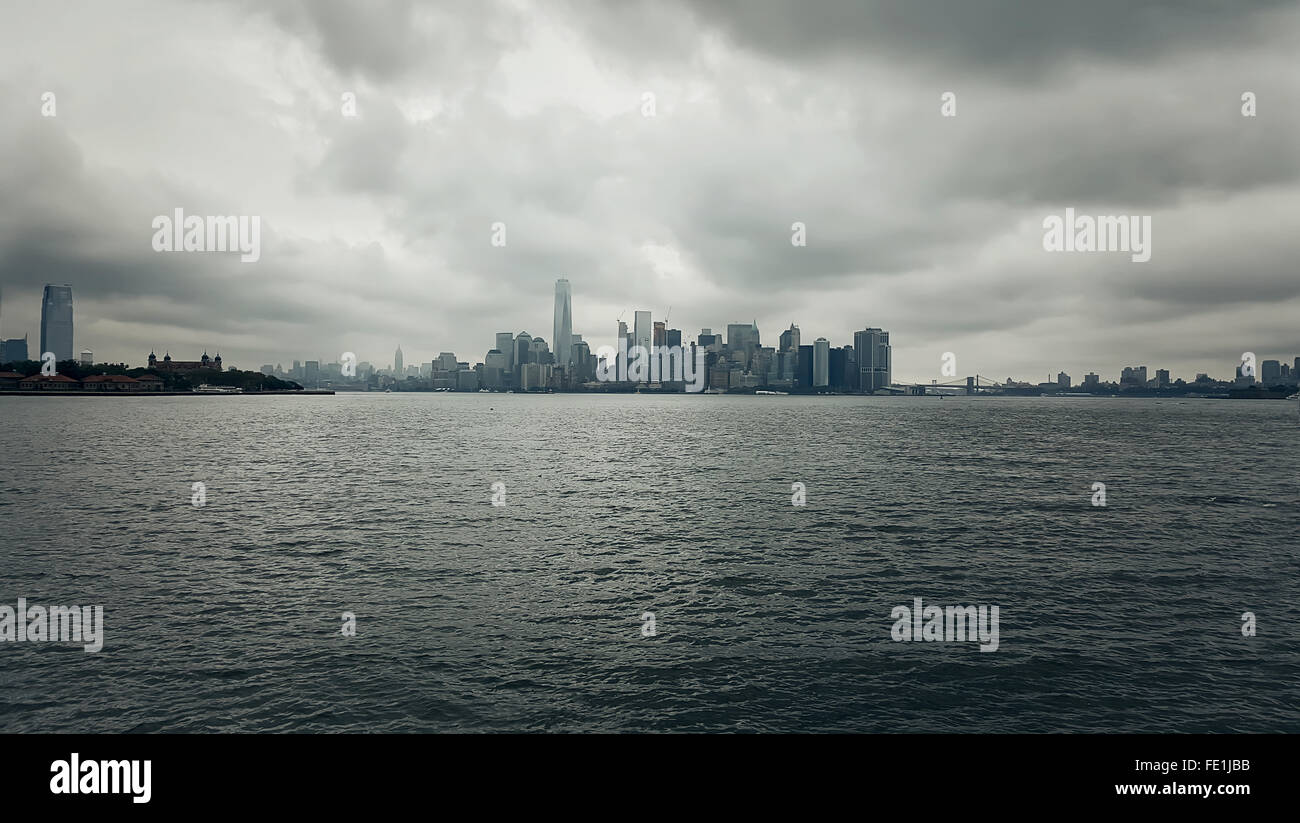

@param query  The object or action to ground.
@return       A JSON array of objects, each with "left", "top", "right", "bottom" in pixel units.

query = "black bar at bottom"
[{"left": 1, "top": 734, "right": 1282, "bottom": 811}]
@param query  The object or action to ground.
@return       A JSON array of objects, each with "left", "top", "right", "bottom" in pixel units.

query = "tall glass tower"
[
  {"left": 40, "top": 284, "right": 74, "bottom": 362},
  {"left": 553, "top": 279, "right": 572, "bottom": 367},
  {"left": 853, "top": 327, "right": 891, "bottom": 393}
]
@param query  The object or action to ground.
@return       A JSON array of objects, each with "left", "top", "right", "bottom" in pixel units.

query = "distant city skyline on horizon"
[{"left": 2, "top": 278, "right": 1298, "bottom": 389}]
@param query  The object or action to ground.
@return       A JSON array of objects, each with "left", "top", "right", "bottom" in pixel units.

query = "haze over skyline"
[{"left": 2, "top": 1, "right": 1298, "bottom": 381}]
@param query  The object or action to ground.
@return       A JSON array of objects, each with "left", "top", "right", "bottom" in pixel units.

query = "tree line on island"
[{"left": 0, "top": 360, "right": 302, "bottom": 392}]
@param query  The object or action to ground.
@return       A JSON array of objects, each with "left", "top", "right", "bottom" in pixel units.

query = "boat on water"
[
  {"left": 1287, "top": 393, "right": 1300, "bottom": 401},
  {"left": 194, "top": 384, "right": 242, "bottom": 394},
  {"left": 755, "top": 390, "right": 788, "bottom": 395}
]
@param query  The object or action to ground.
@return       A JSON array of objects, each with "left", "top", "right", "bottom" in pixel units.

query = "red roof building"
[{"left": 18, "top": 374, "right": 81, "bottom": 390}]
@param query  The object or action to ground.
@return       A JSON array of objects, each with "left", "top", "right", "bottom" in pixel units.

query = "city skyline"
[
  {"left": 4, "top": 277, "right": 1298, "bottom": 390},
  {"left": 2, "top": 3, "right": 1298, "bottom": 381}
]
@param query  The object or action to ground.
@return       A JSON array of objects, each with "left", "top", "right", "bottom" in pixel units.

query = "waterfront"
[{"left": 0, "top": 394, "right": 1296, "bottom": 732}]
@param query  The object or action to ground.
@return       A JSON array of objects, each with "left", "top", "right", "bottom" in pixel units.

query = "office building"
[
  {"left": 496, "top": 332, "right": 515, "bottom": 372},
  {"left": 553, "top": 279, "right": 573, "bottom": 367},
  {"left": 797, "top": 344, "right": 814, "bottom": 389},
  {"left": 854, "top": 327, "right": 891, "bottom": 393},
  {"left": 779, "top": 324, "right": 800, "bottom": 353},
  {"left": 40, "top": 285, "right": 74, "bottom": 362},
  {"left": 1, "top": 335, "right": 28, "bottom": 363},
  {"left": 727, "top": 322, "right": 760, "bottom": 362},
  {"left": 813, "top": 338, "right": 829, "bottom": 388},
  {"left": 1261, "top": 360, "right": 1282, "bottom": 385},
  {"left": 633, "top": 311, "right": 652, "bottom": 355}
]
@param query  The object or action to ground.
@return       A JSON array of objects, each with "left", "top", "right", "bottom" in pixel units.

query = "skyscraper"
[
  {"left": 553, "top": 279, "right": 573, "bottom": 367},
  {"left": 633, "top": 311, "right": 652, "bottom": 355},
  {"left": 727, "top": 322, "right": 760, "bottom": 362},
  {"left": 40, "top": 285, "right": 74, "bottom": 362},
  {"left": 1261, "top": 360, "right": 1281, "bottom": 384},
  {"left": 854, "top": 327, "right": 891, "bottom": 393},
  {"left": 496, "top": 332, "right": 515, "bottom": 372},
  {"left": 394, "top": 346, "right": 404, "bottom": 376},
  {"left": 779, "top": 324, "right": 800, "bottom": 353},
  {"left": 797, "top": 344, "right": 813, "bottom": 389},
  {"left": 813, "top": 338, "right": 830, "bottom": 387}
]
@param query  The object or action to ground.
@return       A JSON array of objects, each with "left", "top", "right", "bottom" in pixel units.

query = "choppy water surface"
[{"left": 0, "top": 394, "right": 1296, "bottom": 732}]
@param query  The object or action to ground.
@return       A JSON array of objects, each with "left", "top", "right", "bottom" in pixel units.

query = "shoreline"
[{"left": 0, "top": 390, "right": 335, "bottom": 397}]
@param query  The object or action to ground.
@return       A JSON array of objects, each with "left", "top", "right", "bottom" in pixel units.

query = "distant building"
[
  {"left": 82, "top": 374, "right": 149, "bottom": 392},
  {"left": 148, "top": 350, "right": 223, "bottom": 372},
  {"left": 436, "top": 352, "right": 458, "bottom": 372},
  {"left": 779, "top": 324, "right": 800, "bottom": 353},
  {"left": 496, "top": 333, "right": 515, "bottom": 373},
  {"left": 571, "top": 339, "right": 594, "bottom": 383},
  {"left": 1083, "top": 372, "right": 1100, "bottom": 389},
  {"left": 854, "top": 327, "right": 891, "bottom": 393},
  {"left": 1, "top": 335, "right": 28, "bottom": 363},
  {"left": 797, "top": 344, "right": 814, "bottom": 389},
  {"left": 520, "top": 362, "right": 552, "bottom": 390},
  {"left": 18, "top": 374, "right": 80, "bottom": 391},
  {"left": 1260, "top": 360, "right": 1282, "bottom": 385},
  {"left": 40, "top": 285, "right": 74, "bottom": 362},
  {"left": 553, "top": 279, "right": 573, "bottom": 367},
  {"left": 813, "top": 338, "right": 830, "bottom": 387},
  {"left": 394, "top": 346, "right": 404, "bottom": 376},
  {"left": 456, "top": 370, "right": 480, "bottom": 391},
  {"left": 633, "top": 311, "right": 652, "bottom": 356},
  {"left": 79, "top": 350, "right": 94, "bottom": 367},
  {"left": 727, "top": 322, "right": 760, "bottom": 362},
  {"left": 1155, "top": 368, "right": 1170, "bottom": 387},
  {"left": 1120, "top": 365, "right": 1147, "bottom": 386},
  {"left": 1057, "top": 371, "right": 1070, "bottom": 389}
]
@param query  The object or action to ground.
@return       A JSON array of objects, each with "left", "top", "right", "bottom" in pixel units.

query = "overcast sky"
[{"left": 2, "top": 0, "right": 1298, "bottom": 381}]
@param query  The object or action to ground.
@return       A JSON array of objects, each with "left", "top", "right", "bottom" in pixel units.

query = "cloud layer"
[{"left": 1, "top": 0, "right": 1297, "bottom": 381}]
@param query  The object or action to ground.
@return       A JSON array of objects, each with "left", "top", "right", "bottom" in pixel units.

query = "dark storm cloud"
[{"left": 674, "top": 0, "right": 1295, "bottom": 75}]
